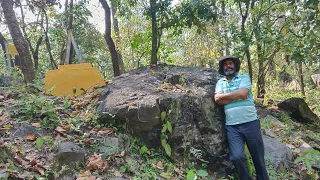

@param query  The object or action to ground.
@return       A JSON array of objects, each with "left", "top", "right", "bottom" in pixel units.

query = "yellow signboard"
[
  {"left": 8, "top": 44, "right": 19, "bottom": 56},
  {"left": 45, "top": 63, "right": 105, "bottom": 96}
]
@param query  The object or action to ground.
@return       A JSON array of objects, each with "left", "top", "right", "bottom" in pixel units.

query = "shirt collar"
[{"left": 221, "top": 73, "right": 239, "bottom": 81}]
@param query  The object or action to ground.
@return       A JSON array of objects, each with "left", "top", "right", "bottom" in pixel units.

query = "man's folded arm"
[{"left": 215, "top": 88, "right": 249, "bottom": 105}]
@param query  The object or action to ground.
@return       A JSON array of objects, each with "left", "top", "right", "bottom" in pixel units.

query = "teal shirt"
[{"left": 215, "top": 74, "right": 258, "bottom": 125}]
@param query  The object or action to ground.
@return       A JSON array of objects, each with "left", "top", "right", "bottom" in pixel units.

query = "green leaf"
[
  {"left": 186, "top": 171, "right": 197, "bottom": 180},
  {"left": 281, "top": 28, "right": 287, "bottom": 36},
  {"left": 162, "top": 124, "right": 167, "bottom": 133},
  {"left": 161, "top": 138, "right": 167, "bottom": 148},
  {"left": 119, "top": 166, "right": 127, "bottom": 173},
  {"left": 161, "top": 111, "right": 166, "bottom": 121},
  {"left": 197, "top": 169, "right": 208, "bottom": 177},
  {"left": 102, "top": 152, "right": 109, "bottom": 159},
  {"left": 166, "top": 121, "right": 172, "bottom": 134},
  {"left": 165, "top": 144, "right": 171, "bottom": 157},
  {"left": 140, "top": 145, "right": 148, "bottom": 154},
  {"left": 160, "top": 172, "right": 172, "bottom": 179},
  {"left": 305, "top": 159, "right": 312, "bottom": 169},
  {"left": 80, "top": 88, "right": 86, "bottom": 93},
  {"left": 36, "top": 137, "right": 44, "bottom": 149},
  {"left": 73, "top": 88, "right": 77, "bottom": 94}
]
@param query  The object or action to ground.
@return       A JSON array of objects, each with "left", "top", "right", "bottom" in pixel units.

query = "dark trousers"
[{"left": 226, "top": 120, "right": 269, "bottom": 180}]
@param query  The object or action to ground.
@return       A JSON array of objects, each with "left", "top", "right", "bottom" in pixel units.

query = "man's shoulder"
[
  {"left": 237, "top": 74, "right": 250, "bottom": 79},
  {"left": 217, "top": 77, "right": 227, "bottom": 83}
]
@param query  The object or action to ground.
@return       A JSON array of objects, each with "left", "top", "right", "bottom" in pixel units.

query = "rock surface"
[
  {"left": 311, "top": 74, "right": 320, "bottom": 89},
  {"left": 277, "top": 97, "right": 319, "bottom": 123},
  {"left": 56, "top": 141, "right": 85, "bottom": 167},
  {"left": 263, "top": 135, "right": 293, "bottom": 172},
  {"left": 97, "top": 65, "right": 230, "bottom": 173}
]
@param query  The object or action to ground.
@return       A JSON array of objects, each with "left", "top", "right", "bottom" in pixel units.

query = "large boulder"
[
  {"left": 311, "top": 74, "right": 320, "bottom": 89},
  {"left": 263, "top": 135, "right": 293, "bottom": 172},
  {"left": 97, "top": 65, "right": 230, "bottom": 173},
  {"left": 277, "top": 97, "right": 319, "bottom": 123}
]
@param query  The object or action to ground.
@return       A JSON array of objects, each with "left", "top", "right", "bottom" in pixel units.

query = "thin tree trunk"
[
  {"left": 239, "top": 0, "right": 253, "bottom": 82},
  {"left": 19, "top": 2, "right": 43, "bottom": 71},
  {"left": 0, "top": 32, "right": 6, "bottom": 59},
  {"left": 41, "top": 11, "right": 58, "bottom": 69},
  {"left": 297, "top": 61, "right": 305, "bottom": 96},
  {"left": 111, "top": 2, "right": 125, "bottom": 74},
  {"left": 254, "top": 27, "right": 265, "bottom": 98},
  {"left": 68, "top": 0, "right": 74, "bottom": 64},
  {"left": 150, "top": 0, "right": 157, "bottom": 66},
  {"left": 99, "top": 0, "right": 120, "bottom": 77},
  {"left": 1, "top": 0, "right": 35, "bottom": 82}
]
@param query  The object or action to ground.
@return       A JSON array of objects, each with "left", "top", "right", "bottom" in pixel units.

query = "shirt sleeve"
[
  {"left": 215, "top": 80, "right": 223, "bottom": 93},
  {"left": 239, "top": 75, "right": 251, "bottom": 90}
]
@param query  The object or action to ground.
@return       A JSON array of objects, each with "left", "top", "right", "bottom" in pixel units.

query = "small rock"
[
  {"left": 56, "top": 141, "right": 85, "bottom": 168},
  {"left": 278, "top": 97, "right": 319, "bottom": 123},
  {"left": 264, "top": 129, "right": 277, "bottom": 137},
  {"left": 263, "top": 135, "right": 293, "bottom": 172},
  {"left": 311, "top": 74, "right": 320, "bottom": 89},
  {"left": 12, "top": 123, "right": 43, "bottom": 137}
]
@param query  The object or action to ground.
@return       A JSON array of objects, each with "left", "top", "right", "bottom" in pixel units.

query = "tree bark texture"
[
  {"left": 0, "top": 32, "right": 6, "bottom": 59},
  {"left": 42, "top": 11, "right": 58, "bottom": 69},
  {"left": 99, "top": 0, "right": 120, "bottom": 77},
  {"left": 297, "top": 62, "right": 305, "bottom": 96},
  {"left": 150, "top": 0, "right": 158, "bottom": 66},
  {"left": 19, "top": 2, "right": 42, "bottom": 71},
  {"left": 111, "top": 2, "right": 125, "bottom": 74},
  {"left": 1, "top": 0, "right": 35, "bottom": 82}
]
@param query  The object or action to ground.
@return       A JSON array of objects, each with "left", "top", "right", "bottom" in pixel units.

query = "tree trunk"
[
  {"left": 254, "top": 28, "right": 265, "bottom": 98},
  {"left": 0, "top": 32, "right": 6, "bottom": 59},
  {"left": 68, "top": 0, "right": 74, "bottom": 64},
  {"left": 239, "top": 0, "right": 253, "bottom": 82},
  {"left": 42, "top": 11, "right": 58, "bottom": 69},
  {"left": 297, "top": 61, "right": 305, "bottom": 96},
  {"left": 1, "top": 0, "right": 35, "bottom": 82},
  {"left": 99, "top": 0, "right": 120, "bottom": 77},
  {"left": 19, "top": 1, "right": 43, "bottom": 71},
  {"left": 111, "top": 2, "right": 125, "bottom": 74},
  {"left": 150, "top": 0, "right": 158, "bottom": 66}
]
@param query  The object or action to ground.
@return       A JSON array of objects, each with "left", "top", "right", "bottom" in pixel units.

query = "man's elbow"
[{"left": 239, "top": 90, "right": 249, "bottom": 99}]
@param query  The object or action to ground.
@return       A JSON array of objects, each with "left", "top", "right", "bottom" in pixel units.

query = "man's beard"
[{"left": 224, "top": 68, "right": 236, "bottom": 76}]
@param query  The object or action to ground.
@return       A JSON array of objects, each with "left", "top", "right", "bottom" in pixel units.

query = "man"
[{"left": 214, "top": 55, "right": 269, "bottom": 180}]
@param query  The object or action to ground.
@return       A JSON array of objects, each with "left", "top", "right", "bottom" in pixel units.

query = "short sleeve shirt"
[{"left": 215, "top": 74, "right": 258, "bottom": 125}]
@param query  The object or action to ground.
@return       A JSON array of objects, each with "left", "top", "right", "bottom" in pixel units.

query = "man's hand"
[
  {"left": 214, "top": 88, "right": 249, "bottom": 105},
  {"left": 215, "top": 92, "right": 233, "bottom": 105}
]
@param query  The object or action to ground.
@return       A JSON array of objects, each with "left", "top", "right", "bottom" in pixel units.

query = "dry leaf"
[
  {"left": 13, "top": 156, "right": 22, "bottom": 165},
  {"left": 84, "top": 138, "right": 93, "bottom": 146},
  {"left": 55, "top": 126, "right": 66, "bottom": 133},
  {"left": 31, "top": 167, "right": 45, "bottom": 176},
  {"left": 98, "top": 127, "right": 113, "bottom": 135},
  {"left": 86, "top": 154, "right": 108, "bottom": 171},
  {"left": 120, "top": 150, "right": 125, "bottom": 157},
  {"left": 124, "top": 102, "right": 137, "bottom": 107},
  {"left": 61, "top": 125, "right": 71, "bottom": 131},
  {"left": 15, "top": 150, "right": 23, "bottom": 156},
  {"left": 114, "top": 170, "right": 123, "bottom": 177},
  {"left": 29, "top": 159, "right": 37, "bottom": 166},
  {"left": 31, "top": 123, "right": 41, "bottom": 128},
  {"left": 156, "top": 161, "right": 164, "bottom": 170},
  {"left": 24, "top": 133, "right": 36, "bottom": 141},
  {"left": 146, "top": 150, "right": 151, "bottom": 155},
  {"left": 76, "top": 170, "right": 96, "bottom": 180},
  {"left": 0, "top": 115, "right": 6, "bottom": 121},
  {"left": 91, "top": 92, "right": 102, "bottom": 99}
]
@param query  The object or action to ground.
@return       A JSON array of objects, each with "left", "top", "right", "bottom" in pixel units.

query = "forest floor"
[{"left": 0, "top": 85, "right": 319, "bottom": 180}]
